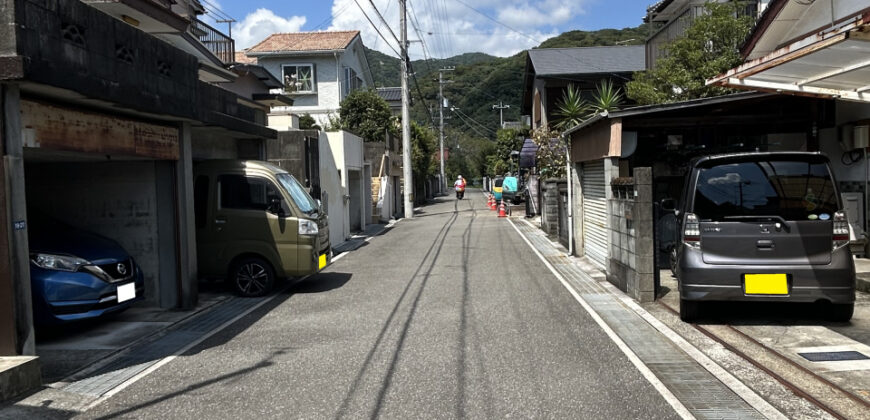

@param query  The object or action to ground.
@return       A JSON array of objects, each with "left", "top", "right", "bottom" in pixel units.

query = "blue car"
[{"left": 28, "top": 215, "right": 144, "bottom": 325}]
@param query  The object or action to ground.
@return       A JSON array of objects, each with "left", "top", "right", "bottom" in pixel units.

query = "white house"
[{"left": 243, "top": 30, "right": 374, "bottom": 129}]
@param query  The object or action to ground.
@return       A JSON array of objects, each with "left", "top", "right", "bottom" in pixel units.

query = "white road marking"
[
  {"left": 332, "top": 219, "right": 400, "bottom": 263},
  {"left": 506, "top": 218, "right": 696, "bottom": 420},
  {"left": 511, "top": 218, "right": 789, "bottom": 420}
]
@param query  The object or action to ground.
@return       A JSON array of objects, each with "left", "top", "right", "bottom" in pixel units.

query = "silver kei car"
[{"left": 672, "top": 152, "right": 855, "bottom": 322}]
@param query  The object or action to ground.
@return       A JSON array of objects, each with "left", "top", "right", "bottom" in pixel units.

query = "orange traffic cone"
[
  {"left": 489, "top": 194, "right": 496, "bottom": 210},
  {"left": 498, "top": 200, "right": 507, "bottom": 218}
]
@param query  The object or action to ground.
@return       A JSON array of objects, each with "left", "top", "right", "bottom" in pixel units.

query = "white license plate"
[{"left": 117, "top": 282, "right": 136, "bottom": 303}]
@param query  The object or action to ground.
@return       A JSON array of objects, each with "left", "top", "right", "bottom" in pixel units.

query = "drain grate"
[{"left": 799, "top": 351, "right": 870, "bottom": 362}]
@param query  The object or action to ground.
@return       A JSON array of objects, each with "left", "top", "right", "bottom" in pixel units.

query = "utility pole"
[
  {"left": 492, "top": 101, "right": 510, "bottom": 128},
  {"left": 438, "top": 67, "right": 453, "bottom": 195},
  {"left": 400, "top": 0, "right": 413, "bottom": 219}
]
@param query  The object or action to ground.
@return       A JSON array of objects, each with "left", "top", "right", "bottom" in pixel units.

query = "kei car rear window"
[
  {"left": 693, "top": 160, "right": 838, "bottom": 221},
  {"left": 494, "top": 179, "right": 504, "bottom": 187}
]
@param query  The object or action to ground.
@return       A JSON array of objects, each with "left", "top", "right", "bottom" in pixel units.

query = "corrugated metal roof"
[
  {"left": 248, "top": 31, "right": 360, "bottom": 54},
  {"left": 528, "top": 45, "right": 646, "bottom": 76},
  {"left": 377, "top": 87, "right": 402, "bottom": 102}
]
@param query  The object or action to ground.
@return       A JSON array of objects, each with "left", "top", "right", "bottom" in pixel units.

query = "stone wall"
[{"left": 607, "top": 167, "right": 655, "bottom": 302}]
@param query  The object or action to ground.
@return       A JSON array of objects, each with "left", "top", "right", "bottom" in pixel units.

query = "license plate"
[
  {"left": 117, "top": 282, "right": 136, "bottom": 303},
  {"left": 744, "top": 274, "right": 788, "bottom": 295},
  {"left": 318, "top": 253, "right": 327, "bottom": 270}
]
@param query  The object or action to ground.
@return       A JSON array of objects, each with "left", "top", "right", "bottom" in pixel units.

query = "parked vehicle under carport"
[
  {"left": 28, "top": 213, "right": 145, "bottom": 325},
  {"left": 671, "top": 152, "right": 856, "bottom": 322}
]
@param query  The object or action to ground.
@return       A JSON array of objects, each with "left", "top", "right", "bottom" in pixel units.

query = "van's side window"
[
  {"left": 220, "top": 175, "right": 282, "bottom": 211},
  {"left": 194, "top": 175, "right": 209, "bottom": 229}
]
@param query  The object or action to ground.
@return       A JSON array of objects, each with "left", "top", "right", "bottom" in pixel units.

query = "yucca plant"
[
  {"left": 590, "top": 79, "right": 624, "bottom": 115},
  {"left": 553, "top": 84, "right": 590, "bottom": 131}
]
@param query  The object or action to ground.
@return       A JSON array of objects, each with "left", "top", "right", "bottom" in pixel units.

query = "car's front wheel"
[
  {"left": 827, "top": 303, "right": 854, "bottom": 322},
  {"left": 230, "top": 257, "right": 275, "bottom": 297},
  {"left": 680, "top": 298, "right": 700, "bottom": 322}
]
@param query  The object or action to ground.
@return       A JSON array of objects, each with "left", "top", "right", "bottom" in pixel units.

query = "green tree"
[
  {"left": 531, "top": 126, "right": 566, "bottom": 179},
  {"left": 411, "top": 122, "right": 437, "bottom": 201},
  {"left": 298, "top": 113, "right": 319, "bottom": 130},
  {"left": 626, "top": 1, "right": 753, "bottom": 105},
  {"left": 338, "top": 89, "right": 395, "bottom": 142},
  {"left": 486, "top": 128, "right": 525, "bottom": 175}
]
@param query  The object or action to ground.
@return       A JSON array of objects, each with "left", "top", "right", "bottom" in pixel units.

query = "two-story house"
[
  {"left": 644, "top": 0, "right": 768, "bottom": 69},
  {"left": 521, "top": 46, "right": 646, "bottom": 130},
  {"left": 243, "top": 30, "right": 374, "bottom": 130}
]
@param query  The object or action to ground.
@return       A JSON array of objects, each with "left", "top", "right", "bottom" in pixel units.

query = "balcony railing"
[{"left": 190, "top": 18, "right": 235, "bottom": 64}]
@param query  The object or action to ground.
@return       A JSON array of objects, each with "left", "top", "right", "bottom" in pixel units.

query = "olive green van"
[{"left": 193, "top": 160, "right": 330, "bottom": 296}]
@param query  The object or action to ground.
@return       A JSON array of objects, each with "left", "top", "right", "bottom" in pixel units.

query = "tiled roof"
[
  {"left": 528, "top": 46, "right": 646, "bottom": 76},
  {"left": 247, "top": 30, "right": 360, "bottom": 54},
  {"left": 234, "top": 51, "right": 256, "bottom": 64},
  {"left": 377, "top": 87, "right": 402, "bottom": 102}
]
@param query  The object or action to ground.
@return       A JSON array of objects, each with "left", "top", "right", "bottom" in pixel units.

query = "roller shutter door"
[{"left": 582, "top": 161, "right": 608, "bottom": 268}]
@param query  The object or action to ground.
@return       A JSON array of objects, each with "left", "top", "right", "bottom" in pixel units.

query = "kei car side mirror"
[
  {"left": 660, "top": 198, "right": 676, "bottom": 212},
  {"left": 268, "top": 197, "right": 284, "bottom": 216}
]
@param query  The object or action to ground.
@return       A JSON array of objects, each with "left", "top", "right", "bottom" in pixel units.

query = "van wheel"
[
  {"left": 827, "top": 303, "right": 854, "bottom": 322},
  {"left": 680, "top": 298, "right": 700, "bottom": 322},
  {"left": 230, "top": 257, "right": 275, "bottom": 297}
]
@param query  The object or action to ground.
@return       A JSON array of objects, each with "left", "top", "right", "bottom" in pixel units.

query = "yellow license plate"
[
  {"left": 318, "top": 254, "right": 327, "bottom": 270},
  {"left": 744, "top": 274, "right": 788, "bottom": 295}
]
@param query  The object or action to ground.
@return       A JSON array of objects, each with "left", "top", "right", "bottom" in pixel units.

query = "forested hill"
[{"left": 364, "top": 24, "right": 648, "bottom": 136}]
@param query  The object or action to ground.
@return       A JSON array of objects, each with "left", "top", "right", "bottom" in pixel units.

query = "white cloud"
[
  {"left": 232, "top": 8, "right": 307, "bottom": 49},
  {"left": 327, "top": 0, "right": 587, "bottom": 58}
]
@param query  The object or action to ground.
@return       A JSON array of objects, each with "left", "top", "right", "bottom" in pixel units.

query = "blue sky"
[{"left": 203, "top": 0, "right": 654, "bottom": 58}]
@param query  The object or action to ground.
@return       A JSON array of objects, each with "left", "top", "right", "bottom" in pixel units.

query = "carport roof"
[
  {"left": 707, "top": 0, "right": 870, "bottom": 102},
  {"left": 562, "top": 92, "right": 772, "bottom": 137}
]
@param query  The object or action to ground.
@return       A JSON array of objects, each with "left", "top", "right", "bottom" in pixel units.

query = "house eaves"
[
  {"left": 229, "top": 64, "right": 282, "bottom": 89},
  {"left": 562, "top": 92, "right": 774, "bottom": 138},
  {"left": 708, "top": 15, "right": 870, "bottom": 102},
  {"left": 247, "top": 49, "right": 346, "bottom": 58},
  {"left": 562, "top": 112, "right": 609, "bottom": 138}
]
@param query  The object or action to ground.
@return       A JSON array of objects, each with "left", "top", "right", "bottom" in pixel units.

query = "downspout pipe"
[{"left": 564, "top": 131, "right": 574, "bottom": 256}]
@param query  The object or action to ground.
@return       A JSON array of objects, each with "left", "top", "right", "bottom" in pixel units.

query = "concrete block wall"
[
  {"left": 541, "top": 180, "right": 561, "bottom": 236},
  {"left": 607, "top": 167, "right": 655, "bottom": 302}
]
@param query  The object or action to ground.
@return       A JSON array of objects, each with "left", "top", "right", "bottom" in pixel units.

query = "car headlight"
[
  {"left": 30, "top": 253, "right": 89, "bottom": 272},
  {"left": 298, "top": 219, "right": 319, "bottom": 235}
]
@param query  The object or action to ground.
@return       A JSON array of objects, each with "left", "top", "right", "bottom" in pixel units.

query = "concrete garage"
[{"left": 19, "top": 100, "right": 182, "bottom": 309}]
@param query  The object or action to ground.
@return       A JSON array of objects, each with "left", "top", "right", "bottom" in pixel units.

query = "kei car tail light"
[
  {"left": 833, "top": 211, "right": 850, "bottom": 248},
  {"left": 684, "top": 213, "right": 701, "bottom": 247}
]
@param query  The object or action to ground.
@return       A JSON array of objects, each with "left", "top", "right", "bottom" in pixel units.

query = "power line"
[
  {"left": 353, "top": 0, "right": 401, "bottom": 57},
  {"left": 365, "top": 0, "right": 401, "bottom": 46},
  {"left": 450, "top": 104, "right": 496, "bottom": 135}
]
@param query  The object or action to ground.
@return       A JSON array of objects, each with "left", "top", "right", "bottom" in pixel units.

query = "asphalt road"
[{"left": 81, "top": 190, "right": 679, "bottom": 419}]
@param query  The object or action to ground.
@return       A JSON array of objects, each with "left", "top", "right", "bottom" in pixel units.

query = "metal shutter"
[{"left": 582, "top": 161, "right": 608, "bottom": 268}]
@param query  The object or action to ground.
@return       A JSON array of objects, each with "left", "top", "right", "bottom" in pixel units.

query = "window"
[
  {"left": 694, "top": 160, "right": 839, "bottom": 221},
  {"left": 219, "top": 175, "right": 283, "bottom": 211},
  {"left": 343, "top": 67, "right": 362, "bottom": 97},
  {"left": 194, "top": 176, "right": 209, "bottom": 229},
  {"left": 277, "top": 173, "right": 319, "bottom": 215},
  {"left": 282, "top": 64, "right": 315, "bottom": 93}
]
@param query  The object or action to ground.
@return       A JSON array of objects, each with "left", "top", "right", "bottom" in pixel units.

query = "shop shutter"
[{"left": 582, "top": 160, "right": 608, "bottom": 268}]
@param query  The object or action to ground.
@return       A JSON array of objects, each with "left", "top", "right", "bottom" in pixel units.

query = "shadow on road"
[
  {"left": 291, "top": 272, "right": 353, "bottom": 294},
  {"left": 335, "top": 201, "right": 463, "bottom": 420}
]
